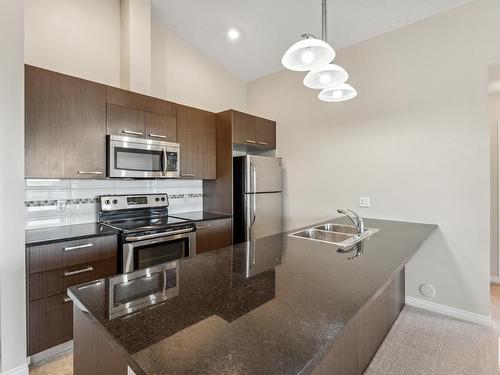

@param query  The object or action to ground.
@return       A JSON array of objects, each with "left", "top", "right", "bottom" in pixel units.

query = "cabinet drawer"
[
  {"left": 28, "top": 292, "right": 73, "bottom": 355},
  {"left": 29, "top": 257, "right": 117, "bottom": 301},
  {"left": 28, "top": 235, "right": 117, "bottom": 274}
]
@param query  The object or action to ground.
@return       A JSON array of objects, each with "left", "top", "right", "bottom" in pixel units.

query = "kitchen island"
[{"left": 68, "top": 218, "right": 436, "bottom": 375}]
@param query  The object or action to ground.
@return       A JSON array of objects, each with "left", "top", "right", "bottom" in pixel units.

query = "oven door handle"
[{"left": 125, "top": 227, "right": 194, "bottom": 242}]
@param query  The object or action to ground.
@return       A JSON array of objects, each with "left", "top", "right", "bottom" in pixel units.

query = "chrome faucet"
[{"left": 337, "top": 209, "right": 365, "bottom": 236}]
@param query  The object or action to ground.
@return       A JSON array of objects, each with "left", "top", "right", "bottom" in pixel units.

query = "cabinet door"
[
  {"left": 25, "top": 65, "right": 107, "bottom": 178},
  {"left": 146, "top": 112, "right": 177, "bottom": 142},
  {"left": 232, "top": 111, "right": 256, "bottom": 146},
  {"left": 177, "top": 106, "right": 216, "bottom": 179},
  {"left": 196, "top": 218, "right": 232, "bottom": 253},
  {"left": 255, "top": 117, "right": 276, "bottom": 149},
  {"left": 106, "top": 103, "right": 145, "bottom": 138},
  {"left": 28, "top": 292, "right": 73, "bottom": 355}
]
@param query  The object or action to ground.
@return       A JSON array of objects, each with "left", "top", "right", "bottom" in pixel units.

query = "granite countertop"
[
  {"left": 170, "top": 211, "right": 232, "bottom": 222},
  {"left": 68, "top": 218, "right": 436, "bottom": 375},
  {"left": 25, "top": 223, "right": 119, "bottom": 246}
]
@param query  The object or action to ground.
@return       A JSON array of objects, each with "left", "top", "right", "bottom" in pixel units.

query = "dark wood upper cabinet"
[
  {"left": 25, "top": 65, "right": 107, "bottom": 178},
  {"left": 106, "top": 86, "right": 177, "bottom": 142},
  {"left": 232, "top": 111, "right": 255, "bottom": 145},
  {"left": 146, "top": 112, "right": 177, "bottom": 142},
  {"left": 255, "top": 117, "right": 276, "bottom": 148},
  {"left": 106, "top": 103, "right": 145, "bottom": 138},
  {"left": 177, "top": 105, "right": 216, "bottom": 179},
  {"left": 231, "top": 110, "right": 276, "bottom": 150}
]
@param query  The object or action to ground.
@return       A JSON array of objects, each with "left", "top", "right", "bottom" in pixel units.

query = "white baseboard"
[
  {"left": 1, "top": 363, "right": 29, "bottom": 375},
  {"left": 491, "top": 276, "right": 500, "bottom": 284},
  {"left": 405, "top": 296, "right": 493, "bottom": 327}
]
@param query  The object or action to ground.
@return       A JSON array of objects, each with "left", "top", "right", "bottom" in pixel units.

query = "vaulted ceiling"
[{"left": 152, "top": 0, "right": 474, "bottom": 82}]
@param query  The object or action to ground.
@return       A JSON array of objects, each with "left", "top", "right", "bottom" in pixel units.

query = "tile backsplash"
[{"left": 25, "top": 179, "right": 204, "bottom": 230}]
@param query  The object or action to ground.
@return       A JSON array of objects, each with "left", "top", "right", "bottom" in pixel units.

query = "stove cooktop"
[{"left": 101, "top": 216, "right": 193, "bottom": 234}]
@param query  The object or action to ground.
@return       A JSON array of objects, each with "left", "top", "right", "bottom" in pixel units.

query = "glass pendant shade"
[
  {"left": 303, "top": 64, "right": 348, "bottom": 89},
  {"left": 319, "top": 84, "right": 357, "bottom": 102},
  {"left": 282, "top": 38, "right": 336, "bottom": 71}
]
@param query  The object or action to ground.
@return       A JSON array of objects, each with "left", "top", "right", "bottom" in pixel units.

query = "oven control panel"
[{"left": 100, "top": 194, "right": 169, "bottom": 211}]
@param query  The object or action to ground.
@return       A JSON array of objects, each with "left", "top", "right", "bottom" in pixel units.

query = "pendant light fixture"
[
  {"left": 281, "top": 34, "right": 335, "bottom": 72},
  {"left": 303, "top": 64, "right": 348, "bottom": 89},
  {"left": 282, "top": 0, "right": 357, "bottom": 102},
  {"left": 318, "top": 84, "right": 357, "bottom": 102}
]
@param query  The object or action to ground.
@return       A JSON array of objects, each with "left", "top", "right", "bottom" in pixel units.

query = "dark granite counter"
[
  {"left": 171, "top": 211, "right": 232, "bottom": 222},
  {"left": 25, "top": 223, "right": 119, "bottom": 246},
  {"left": 69, "top": 218, "right": 436, "bottom": 375}
]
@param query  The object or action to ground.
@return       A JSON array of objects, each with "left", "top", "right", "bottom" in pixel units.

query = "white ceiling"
[{"left": 152, "top": 0, "right": 474, "bottom": 82}]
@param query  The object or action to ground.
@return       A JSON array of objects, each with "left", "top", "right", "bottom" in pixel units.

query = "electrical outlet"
[
  {"left": 56, "top": 200, "right": 67, "bottom": 212},
  {"left": 358, "top": 197, "right": 371, "bottom": 208}
]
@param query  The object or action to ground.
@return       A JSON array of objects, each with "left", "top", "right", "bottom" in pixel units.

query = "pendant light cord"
[{"left": 322, "top": 0, "right": 327, "bottom": 42}]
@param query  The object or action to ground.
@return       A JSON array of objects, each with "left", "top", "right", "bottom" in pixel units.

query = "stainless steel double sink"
[{"left": 289, "top": 223, "right": 379, "bottom": 248}]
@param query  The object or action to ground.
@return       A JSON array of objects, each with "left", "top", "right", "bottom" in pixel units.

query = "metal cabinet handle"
[
  {"left": 181, "top": 173, "right": 196, "bottom": 177},
  {"left": 77, "top": 171, "right": 103, "bottom": 175},
  {"left": 258, "top": 141, "right": 268, "bottom": 145},
  {"left": 64, "top": 243, "right": 93, "bottom": 252},
  {"left": 64, "top": 266, "right": 94, "bottom": 277},
  {"left": 245, "top": 139, "right": 257, "bottom": 144},
  {"left": 122, "top": 130, "right": 143, "bottom": 136},
  {"left": 63, "top": 296, "right": 72, "bottom": 303},
  {"left": 196, "top": 224, "right": 211, "bottom": 230},
  {"left": 149, "top": 134, "right": 167, "bottom": 139}
]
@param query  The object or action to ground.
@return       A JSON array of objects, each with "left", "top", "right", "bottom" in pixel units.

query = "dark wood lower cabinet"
[
  {"left": 311, "top": 268, "right": 405, "bottom": 375},
  {"left": 195, "top": 218, "right": 232, "bottom": 254},
  {"left": 26, "top": 235, "right": 118, "bottom": 356},
  {"left": 28, "top": 292, "right": 74, "bottom": 356}
]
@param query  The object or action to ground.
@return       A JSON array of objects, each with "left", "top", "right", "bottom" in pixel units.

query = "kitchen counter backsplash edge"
[{"left": 25, "top": 178, "right": 204, "bottom": 230}]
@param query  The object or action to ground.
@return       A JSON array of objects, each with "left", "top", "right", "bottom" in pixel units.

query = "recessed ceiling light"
[{"left": 227, "top": 28, "right": 240, "bottom": 41}]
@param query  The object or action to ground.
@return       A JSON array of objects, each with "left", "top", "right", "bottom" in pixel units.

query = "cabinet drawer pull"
[
  {"left": 149, "top": 134, "right": 167, "bottom": 139},
  {"left": 122, "top": 130, "right": 143, "bottom": 136},
  {"left": 181, "top": 173, "right": 196, "bottom": 177},
  {"left": 196, "top": 224, "right": 211, "bottom": 230},
  {"left": 64, "top": 243, "right": 93, "bottom": 252},
  {"left": 245, "top": 139, "right": 257, "bottom": 144},
  {"left": 64, "top": 266, "right": 94, "bottom": 277},
  {"left": 257, "top": 141, "right": 268, "bottom": 145},
  {"left": 63, "top": 296, "right": 72, "bottom": 303},
  {"left": 77, "top": 171, "right": 103, "bottom": 175}
]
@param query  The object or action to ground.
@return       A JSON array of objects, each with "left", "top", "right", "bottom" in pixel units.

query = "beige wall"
[
  {"left": 25, "top": 0, "right": 122, "bottom": 86},
  {"left": 490, "top": 93, "right": 500, "bottom": 278},
  {"left": 248, "top": 0, "right": 500, "bottom": 316},
  {"left": 0, "top": 0, "right": 26, "bottom": 372},
  {"left": 151, "top": 20, "right": 246, "bottom": 113}
]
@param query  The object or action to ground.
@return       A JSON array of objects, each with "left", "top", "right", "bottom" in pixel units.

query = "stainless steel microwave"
[{"left": 107, "top": 135, "right": 180, "bottom": 178}]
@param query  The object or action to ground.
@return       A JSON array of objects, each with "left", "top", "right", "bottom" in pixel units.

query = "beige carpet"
[
  {"left": 365, "top": 294, "right": 500, "bottom": 375},
  {"left": 30, "top": 286, "right": 500, "bottom": 374}
]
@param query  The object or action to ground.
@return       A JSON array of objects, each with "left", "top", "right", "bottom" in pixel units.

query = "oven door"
[
  {"left": 108, "top": 135, "right": 180, "bottom": 178},
  {"left": 122, "top": 229, "right": 196, "bottom": 273}
]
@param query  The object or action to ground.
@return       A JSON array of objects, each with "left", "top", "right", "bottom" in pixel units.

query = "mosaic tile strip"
[{"left": 25, "top": 194, "right": 205, "bottom": 207}]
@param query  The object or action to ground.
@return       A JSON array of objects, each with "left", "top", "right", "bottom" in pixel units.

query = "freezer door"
[
  {"left": 245, "top": 192, "right": 283, "bottom": 241},
  {"left": 244, "top": 156, "right": 282, "bottom": 193}
]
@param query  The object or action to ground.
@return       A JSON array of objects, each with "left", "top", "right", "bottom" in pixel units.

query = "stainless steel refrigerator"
[{"left": 233, "top": 155, "right": 283, "bottom": 244}]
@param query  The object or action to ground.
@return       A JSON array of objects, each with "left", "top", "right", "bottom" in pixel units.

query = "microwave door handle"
[{"left": 162, "top": 148, "right": 167, "bottom": 174}]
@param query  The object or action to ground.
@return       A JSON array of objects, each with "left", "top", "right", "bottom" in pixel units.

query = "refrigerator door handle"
[{"left": 250, "top": 163, "right": 257, "bottom": 225}]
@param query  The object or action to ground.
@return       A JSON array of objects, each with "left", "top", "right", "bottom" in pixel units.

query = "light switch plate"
[{"left": 359, "top": 197, "right": 371, "bottom": 208}]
